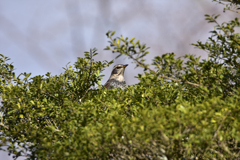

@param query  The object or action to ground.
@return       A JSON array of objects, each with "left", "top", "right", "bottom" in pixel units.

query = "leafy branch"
[
  {"left": 212, "top": 0, "right": 240, "bottom": 14},
  {"left": 105, "top": 31, "right": 202, "bottom": 87}
]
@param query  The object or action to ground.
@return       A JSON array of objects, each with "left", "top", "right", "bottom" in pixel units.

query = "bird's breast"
[{"left": 116, "top": 75, "right": 125, "bottom": 82}]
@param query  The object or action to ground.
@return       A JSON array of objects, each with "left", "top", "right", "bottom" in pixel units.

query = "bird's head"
[{"left": 109, "top": 64, "right": 128, "bottom": 81}]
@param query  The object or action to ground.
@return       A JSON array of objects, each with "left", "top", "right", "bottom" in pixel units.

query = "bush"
[{"left": 0, "top": 15, "right": 240, "bottom": 159}]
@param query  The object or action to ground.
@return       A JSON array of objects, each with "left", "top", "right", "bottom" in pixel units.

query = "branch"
[
  {"left": 107, "top": 34, "right": 203, "bottom": 88},
  {"left": 214, "top": 0, "right": 240, "bottom": 14},
  {"left": 213, "top": 111, "right": 230, "bottom": 139},
  {"left": 127, "top": 54, "right": 203, "bottom": 87},
  {"left": 0, "top": 123, "right": 9, "bottom": 129}
]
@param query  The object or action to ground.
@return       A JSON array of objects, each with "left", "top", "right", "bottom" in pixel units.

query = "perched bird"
[{"left": 104, "top": 64, "right": 128, "bottom": 89}]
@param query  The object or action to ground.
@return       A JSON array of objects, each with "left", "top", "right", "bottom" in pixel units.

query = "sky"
[{"left": 0, "top": 0, "right": 239, "bottom": 159}]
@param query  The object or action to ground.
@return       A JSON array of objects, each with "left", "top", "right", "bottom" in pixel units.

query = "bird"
[{"left": 104, "top": 64, "right": 128, "bottom": 89}]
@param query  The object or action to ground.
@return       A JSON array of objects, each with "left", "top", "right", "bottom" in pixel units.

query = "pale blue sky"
[{"left": 0, "top": 0, "right": 238, "bottom": 159}]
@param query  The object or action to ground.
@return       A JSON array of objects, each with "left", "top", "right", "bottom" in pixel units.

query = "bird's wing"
[{"left": 104, "top": 80, "right": 111, "bottom": 89}]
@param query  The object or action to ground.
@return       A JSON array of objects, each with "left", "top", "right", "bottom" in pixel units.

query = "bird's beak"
[{"left": 123, "top": 64, "right": 128, "bottom": 68}]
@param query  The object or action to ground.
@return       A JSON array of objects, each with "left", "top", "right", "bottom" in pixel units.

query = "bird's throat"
[{"left": 109, "top": 75, "right": 125, "bottom": 82}]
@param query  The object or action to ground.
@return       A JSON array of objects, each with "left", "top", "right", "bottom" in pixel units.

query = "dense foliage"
[{"left": 0, "top": 13, "right": 240, "bottom": 160}]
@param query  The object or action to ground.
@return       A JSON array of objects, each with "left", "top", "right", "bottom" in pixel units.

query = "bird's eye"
[{"left": 116, "top": 67, "right": 121, "bottom": 69}]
